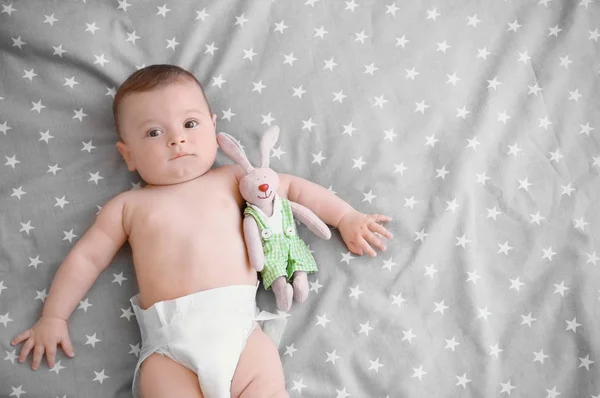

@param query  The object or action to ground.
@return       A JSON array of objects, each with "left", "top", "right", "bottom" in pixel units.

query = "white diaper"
[{"left": 130, "top": 283, "right": 277, "bottom": 398}]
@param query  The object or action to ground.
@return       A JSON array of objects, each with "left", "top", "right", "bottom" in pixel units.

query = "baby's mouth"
[
  {"left": 170, "top": 152, "right": 192, "bottom": 161},
  {"left": 258, "top": 191, "right": 272, "bottom": 200}
]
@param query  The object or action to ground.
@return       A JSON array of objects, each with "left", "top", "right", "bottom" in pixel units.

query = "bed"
[{"left": 1, "top": 0, "right": 599, "bottom": 397}]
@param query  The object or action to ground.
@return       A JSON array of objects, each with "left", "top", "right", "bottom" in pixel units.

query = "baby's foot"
[
  {"left": 272, "top": 277, "right": 293, "bottom": 311},
  {"left": 292, "top": 272, "right": 308, "bottom": 303}
]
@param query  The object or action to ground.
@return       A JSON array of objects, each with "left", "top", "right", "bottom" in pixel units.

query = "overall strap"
[{"left": 243, "top": 205, "right": 267, "bottom": 230}]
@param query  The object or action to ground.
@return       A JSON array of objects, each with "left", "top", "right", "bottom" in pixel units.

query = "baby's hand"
[
  {"left": 338, "top": 210, "right": 393, "bottom": 257},
  {"left": 11, "top": 316, "right": 75, "bottom": 370}
]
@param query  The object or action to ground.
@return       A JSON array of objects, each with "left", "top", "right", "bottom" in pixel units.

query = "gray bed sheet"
[{"left": 1, "top": 0, "right": 599, "bottom": 397}]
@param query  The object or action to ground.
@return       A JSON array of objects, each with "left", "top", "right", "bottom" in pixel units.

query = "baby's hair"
[{"left": 113, "top": 64, "right": 212, "bottom": 140}]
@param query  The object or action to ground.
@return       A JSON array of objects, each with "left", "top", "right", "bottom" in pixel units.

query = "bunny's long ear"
[
  {"left": 260, "top": 125, "right": 280, "bottom": 168},
  {"left": 217, "top": 133, "right": 254, "bottom": 173}
]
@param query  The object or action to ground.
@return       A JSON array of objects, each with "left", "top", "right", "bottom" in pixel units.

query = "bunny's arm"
[
  {"left": 278, "top": 173, "right": 355, "bottom": 229},
  {"left": 289, "top": 201, "right": 331, "bottom": 240},
  {"left": 243, "top": 216, "right": 265, "bottom": 272}
]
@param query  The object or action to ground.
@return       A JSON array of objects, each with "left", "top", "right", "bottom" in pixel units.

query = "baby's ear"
[
  {"left": 116, "top": 141, "right": 136, "bottom": 171},
  {"left": 211, "top": 114, "right": 217, "bottom": 127}
]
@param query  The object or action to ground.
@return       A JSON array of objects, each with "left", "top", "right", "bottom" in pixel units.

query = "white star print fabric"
[{"left": 1, "top": 0, "right": 599, "bottom": 397}]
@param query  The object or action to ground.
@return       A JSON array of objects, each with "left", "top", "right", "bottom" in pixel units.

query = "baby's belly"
[{"left": 131, "top": 234, "right": 258, "bottom": 310}]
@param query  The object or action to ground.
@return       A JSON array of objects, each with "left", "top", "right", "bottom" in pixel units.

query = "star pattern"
[{"left": 1, "top": 1, "right": 599, "bottom": 398}]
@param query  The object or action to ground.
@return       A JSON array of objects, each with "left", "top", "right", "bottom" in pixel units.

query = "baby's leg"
[
  {"left": 139, "top": 353, "right": 204, "bottom": 398},
  {"left": 231, "top": 325, "right": 289, "bottom": 398}
]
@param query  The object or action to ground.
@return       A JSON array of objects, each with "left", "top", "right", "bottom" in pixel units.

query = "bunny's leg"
[
  {"left": 271, "top": 276, "right": 293, "bottom": 312},
  {"left": 291, "top": 271, "right": 308, "bottom": 303}
]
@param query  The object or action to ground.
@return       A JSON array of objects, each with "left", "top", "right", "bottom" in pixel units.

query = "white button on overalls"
[
  {"left": 285, "top": 226, "right": 294, "bottom": 236},
  {"left": 261, "top": 229, "right": 272, "bottom": 240}
]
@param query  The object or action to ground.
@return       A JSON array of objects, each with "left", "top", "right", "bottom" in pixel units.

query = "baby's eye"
[
  {"left": 146, "top": 129, "right": 162, "bottom": 138},
  {"left": 184, "top": 120, "right": 199, "bottom": 129}
]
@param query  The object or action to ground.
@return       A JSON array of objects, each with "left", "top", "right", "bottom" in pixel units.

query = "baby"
[{"left": 11, "top": 64, "right": 393, "bottom": 398}]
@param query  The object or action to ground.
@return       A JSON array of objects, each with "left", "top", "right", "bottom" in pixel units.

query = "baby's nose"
[
  {"left": 259, "top": 184, "right": 269, "bottom": 192},
  {"left": 169, "top": 137, "right": 185, "bottom": 146}
]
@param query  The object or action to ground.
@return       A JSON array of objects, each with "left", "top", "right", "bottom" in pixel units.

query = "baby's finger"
[
  {"left": 19, "top": 338, "right": 35, "bottom": 363},
  {"left": 346, "top": 241, "right": 363, "bottom": 256},
  {"left": 32, "top": 344, "right": 45, "bottom": 370},
  {"left": 358, "top": 237, "right": 378, "bottom": 257},
  {"left": 369, "top": 222, "right": 394, "bottom": 240},
  {"left": 11, "top": 330, "right": 31, "bottom": 346},
  {"left": 60, "top": 335, "right": 75, "bottom": 358},
  {"left": 365, "top": 231, "right": 387, "bottom": 252},
  {"left": 45, "top": 344, "right": 57, "bottom": 369},
  {"left": 370, "top": 214, "right": 392, "bottom": 223}
]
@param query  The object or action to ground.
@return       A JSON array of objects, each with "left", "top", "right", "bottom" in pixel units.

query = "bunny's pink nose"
[{"left": 259, "top": 184, "right": 269, "bottom": 192}]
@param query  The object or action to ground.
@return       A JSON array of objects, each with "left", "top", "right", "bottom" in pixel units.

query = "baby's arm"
[
  {"left": 11, "top": 194, "right": 128, "bottom": 370},
  {"left": 278, "top": 173, "right": 393, "bottom": 257},
  {"left": 43, "top": 194, "right": 128, "bottom": 320},
  {"left": 278, "top": 173, "right": 355, "bottom": 228}
]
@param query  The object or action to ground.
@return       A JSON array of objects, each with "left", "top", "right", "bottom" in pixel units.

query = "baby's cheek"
[{"left": 199, "top": 137, "right": 218, "bottom": 158}]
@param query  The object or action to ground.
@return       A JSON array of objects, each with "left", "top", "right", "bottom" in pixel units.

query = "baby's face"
[{"left": 116, "top": 79, "right": 217, "bottom": 186}]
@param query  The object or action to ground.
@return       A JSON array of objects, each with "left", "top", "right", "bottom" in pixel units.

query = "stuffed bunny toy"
[{"left": 217, "top": 126, "right": 331, "bottom": 311}]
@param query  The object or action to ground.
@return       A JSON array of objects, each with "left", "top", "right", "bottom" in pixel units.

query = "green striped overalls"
[{"left": 244, "top": 196, "right": 318, "bottom": 290}]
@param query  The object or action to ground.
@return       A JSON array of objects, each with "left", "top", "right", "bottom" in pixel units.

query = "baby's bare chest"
[
  {"left": 125, "top": 174, "right": 257, "bottom": 305},
  {"left": 127, "top": 177, "right": 244, "bottom": 242}
]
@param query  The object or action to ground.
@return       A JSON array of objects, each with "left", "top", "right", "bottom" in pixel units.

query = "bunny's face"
[
  {"left": 240, "top": 167, "right": 280, "bottom": 205},
  {"left": 216, "top": 125, "right": 282, "bottom": 206}
]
